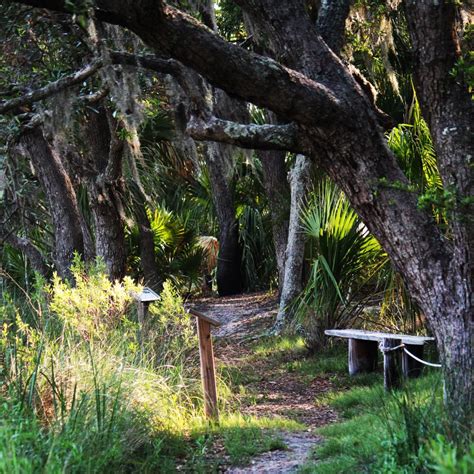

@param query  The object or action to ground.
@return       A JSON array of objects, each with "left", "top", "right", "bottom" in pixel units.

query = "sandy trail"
[{"left": 188, "top": 292, "right": 337, "bottom": 473}]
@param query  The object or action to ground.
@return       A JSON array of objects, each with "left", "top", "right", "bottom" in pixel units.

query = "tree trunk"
[
  {"left": 273, "top": 154, "right": 311, "bottom": 331},
  {"left": 19, "top": 126, "right": 84, "bottom": 280},
  {"left": 404, "top": 1, "right": 473, "bottom": 434},
  {"left": 258, "top": 148, "right": 289, "bottom": 294},
  {"left": 131, "top": 187, "right": 162, "bottom": 290},
  {"left": 205, "top": 141, "right": 243, "bottom": 296},
  {"left": 161, "top": 2, "right": 246, "bottom": 296},
  {"left": 82, "top": 106, "right": 126, "bottom": 281},
  {"left": 88, "top": 183, "right": 126, "bottom": 280}
]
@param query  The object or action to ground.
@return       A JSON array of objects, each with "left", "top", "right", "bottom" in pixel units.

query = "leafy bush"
[
  {"left": 144, "top": 280, "right": 197, "bottom": 367},
  {"left": 49, "top": 254, "right": 140, "bottom": 340},
  {"left": 126, "top": 205, "right": 204, "bottom": 292},
  {"left": 0, "top": 261, "right": 200, "bottom": 471}
]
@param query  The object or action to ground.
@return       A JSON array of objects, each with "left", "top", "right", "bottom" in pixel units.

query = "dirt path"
[{"left": 189, "top": 292, "right": 338, "bottom": 473}]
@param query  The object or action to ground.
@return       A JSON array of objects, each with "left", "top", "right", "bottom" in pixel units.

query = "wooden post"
[
  {"left": 134, "top": 287, "right": 160, "bottom": 350},
  {"left": 197, "top": 318, "right": 218, "bottom": 420},
  {"left": 383, "top": 338, "right": 402, "bottom": 390},
  {"left": 137, "top": 301, "right": 148, "bottom": 326},
  {"left": 136, "top": 301, "right": 149, "bottom": 349},
  {"left": 402, "top": 344, "right": 424, "bottom": 378},
  {"left": 189, "top": 309, "right": 221, "bottom": 421},
  {"left": 348, "top": 339, "right": 378, "bottom": 375}
]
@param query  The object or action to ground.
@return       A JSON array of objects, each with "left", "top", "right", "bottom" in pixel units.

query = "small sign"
[{"left": 134, "top": 287, "right": 160, "bottom": 303}]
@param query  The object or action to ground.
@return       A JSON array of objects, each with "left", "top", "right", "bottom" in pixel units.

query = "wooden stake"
[
  {"left": 196, "top": 317, "right": 219, "bottom": 420},
  {"left": 383, "top": 338, "right": 402, "bottom": 390},
  {"left": 136, "top": 301, "right": 149, "bottom": 349}
]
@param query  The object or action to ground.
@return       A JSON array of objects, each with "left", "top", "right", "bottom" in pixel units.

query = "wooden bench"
[{"left": 325, "top": 329, "right": 435, "bottom": 389}]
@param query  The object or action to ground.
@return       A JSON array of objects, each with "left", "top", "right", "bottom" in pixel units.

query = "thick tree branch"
[
  {"left": 187, "top": 116, "right": 302, "bottom": 152},
  {"left": 0, "top": 60, "right": 102, "bottom": 115},
  {"left": 110, "top": 51, "right": 185, "bottom": 78},
  {"left": 317, "top": 0, "right": 353, "bottom": 55},
  {"left": 12, "top": 1, "right": 345, "bottom": 126}
]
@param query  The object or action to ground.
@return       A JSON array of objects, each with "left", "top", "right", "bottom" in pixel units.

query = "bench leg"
[
  {"left": 348, "top": 339, "right": 378, "bottom": 375},
  {"left": 402, "top": 344, "right": 424, "bottom": 378},
  {"left": 383, "top": 338, "right": 402, "bottom": 390}
]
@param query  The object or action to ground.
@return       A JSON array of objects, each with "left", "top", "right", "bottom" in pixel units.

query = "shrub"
[{"left": 49, "top": 255, "right": 141, "bottom": 340}]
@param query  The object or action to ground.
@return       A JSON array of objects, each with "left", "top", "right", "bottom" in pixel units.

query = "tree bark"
[
  {"left": 130, "top": 185, "right": 162, "bottom": 290},
  {"left": 82, "top": 106, "right": 126, "bottom": 281},
  {"left": 19, "top": 126, "right": 84, "bottom": 280},
  {"left": 273, "top": 154, "right": 311, "bottom": 331},
  {"left": 258, "top": 148, "right": 289, "bottom": 294},
  {"left": 205, "top": 141, "right": 243, "bottom": 296},
  {"left": 405, "top": 1, "right": 473, "bottom": 433}
]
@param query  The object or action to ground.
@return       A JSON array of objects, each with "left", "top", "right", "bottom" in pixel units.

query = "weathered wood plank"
[
  {"left": 325, "top": 329, "right": 433, "bottom": 345},
  {"left": 348, "top": 339, "right": 378, "bottom": 375},
  {"left": 197, "top": 318, "right": 219, "bottom": 420},
  {"left": 189, "top": 308, "right": 222, "bottom": 327},
  {"left": 383, "top": 338, "right": 402, "bottom": 390}
]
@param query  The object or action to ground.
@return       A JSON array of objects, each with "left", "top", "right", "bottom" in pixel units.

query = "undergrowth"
[
  {"left": 0, "top": 260, "right": 300, "bottom": 473},
  {"left": 302, "top": 372, "right": 473, "bottom": 473}
]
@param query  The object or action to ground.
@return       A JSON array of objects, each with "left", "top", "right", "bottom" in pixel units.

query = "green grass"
[
  {"left": 253, "top": 335, "right": 307, "bottom": 357},
  {"left": 3, "top": 266, "right": 471, "bottom": 473},
  {"left": 300, "top": 372, "right": 473, "bottom": 473}
]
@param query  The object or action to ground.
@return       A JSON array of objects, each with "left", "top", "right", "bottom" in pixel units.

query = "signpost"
[
  {"left": 132, "top": 289, "right": 220, "bottom": 421},
  {"left": 134, "top": 287, "right": 160, "bottom": 347},
  {"left": 188, "top": 309, "right": 221, "bottom": 421}
]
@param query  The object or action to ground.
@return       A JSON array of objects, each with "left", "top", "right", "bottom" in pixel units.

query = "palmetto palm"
[{"left": 295, "top": 178, "right": 384, "bottom": 351}]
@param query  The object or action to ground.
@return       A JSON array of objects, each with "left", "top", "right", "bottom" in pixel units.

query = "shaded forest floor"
[{"left": 189, "top": 292, "right": 340, "bottom": 473}]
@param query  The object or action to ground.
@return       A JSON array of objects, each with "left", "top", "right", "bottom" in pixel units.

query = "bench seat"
[
  {"left": 324, "top": 329, "right": 434, "bottom": 345},
  {"left": 325, "top": 328, "right": 435, "bottom": 382}
]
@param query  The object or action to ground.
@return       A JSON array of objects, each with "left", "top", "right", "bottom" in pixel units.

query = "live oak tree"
[
  {"left": 1, "top": 9, "right": 151, "bottom": 282},
  {"left": 3, "top": 0, "right": 473, "bottom": 432}
]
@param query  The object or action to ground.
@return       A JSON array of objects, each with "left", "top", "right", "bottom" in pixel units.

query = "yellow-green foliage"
[
  {"left": 145, "top": 281, "right": 197, "bottom": 366},
  {"left": 49, "top": 256, "right": 141, "bottom": 340},
  {"left": 1, "top": 261, "right": 307, "bottom": 472}
]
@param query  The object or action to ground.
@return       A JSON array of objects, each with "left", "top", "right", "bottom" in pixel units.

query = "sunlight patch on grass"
[{"left": 253, "top": 335, "right": 306, "bottom": 357}]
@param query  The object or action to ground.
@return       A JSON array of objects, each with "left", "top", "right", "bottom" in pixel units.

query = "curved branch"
[
  {"left": 12, "top": 1, "right": 345, "bottom": 126},
  {"left": 0, "top": 60, "right": 102, "bottom": 115},
  {"left": 187, "top": 116, "right": 303, "bottom": 152},
  {"left": 110, "top": 51, "right": 185, "bottom": 77}
]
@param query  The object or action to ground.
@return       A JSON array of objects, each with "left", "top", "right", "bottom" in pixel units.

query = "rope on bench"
[
  {"left": 379, "top": 343, "right": 405, "bottom": 353},
  {"left": 378, "top": 342, "right": 442, "bottom": 368},
  {"left": 403, "top": 346, "right": 442, "bottom": 368}
]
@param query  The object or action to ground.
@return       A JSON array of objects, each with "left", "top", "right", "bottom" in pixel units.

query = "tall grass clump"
[
  {"left": 0, "top": 258, "right": 206, "bottom": 472},
  {"left": 1, "top": 258, "right": 304, "bottom": 472}
]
